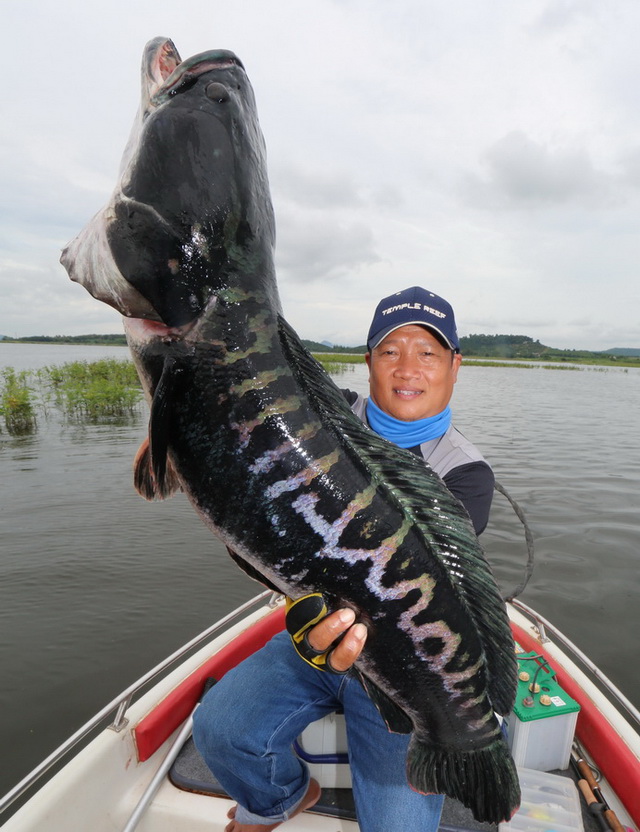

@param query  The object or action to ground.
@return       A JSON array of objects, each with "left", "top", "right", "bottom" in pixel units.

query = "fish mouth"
[
  {"left": 123, "top": 295, "right": 218, "bottom": 344},
  {"left": 146, "top": 39, "right": 245, "bottom": 105},
  {"left": 124, "top": 318, "right": 190, "bottom": 342}
]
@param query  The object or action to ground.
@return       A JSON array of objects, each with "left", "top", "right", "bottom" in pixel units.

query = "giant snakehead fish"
[{"left": 60, "top": 37, "right": 520, "bottom": 823}]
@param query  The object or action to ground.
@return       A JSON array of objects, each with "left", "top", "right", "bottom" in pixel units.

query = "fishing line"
[{"left": 493, "top": 479, "right": 535, "bottom": 601}]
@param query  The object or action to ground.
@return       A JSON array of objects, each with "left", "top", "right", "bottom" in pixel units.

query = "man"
[{"left": 193, "top": 286, "right": 494, "bottom": 832}]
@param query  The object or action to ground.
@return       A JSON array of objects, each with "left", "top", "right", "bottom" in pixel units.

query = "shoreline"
[{"left": 2, "top": 341, "right": 639, "bottom": 370}]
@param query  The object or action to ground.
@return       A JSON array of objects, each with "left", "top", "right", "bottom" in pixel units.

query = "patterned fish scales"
[
  {"left": 158, "top": 295, "right": 515, "bottom": 770},
  {"left": 60, "top": 38, "right": 520, "bottom": 823}
]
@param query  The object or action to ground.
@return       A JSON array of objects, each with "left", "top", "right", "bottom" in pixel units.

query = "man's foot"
[{"left": 224, "top": 779, "right": 321, "bottom": 831}]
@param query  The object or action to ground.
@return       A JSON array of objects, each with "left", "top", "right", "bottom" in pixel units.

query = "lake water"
[{"left": 1, "top": 343, "right": 639, "bottom": 799}]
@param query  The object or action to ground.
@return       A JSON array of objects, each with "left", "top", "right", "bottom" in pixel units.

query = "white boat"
[{"left": 1, "top": 590, "right": 639, "bottom": 831}]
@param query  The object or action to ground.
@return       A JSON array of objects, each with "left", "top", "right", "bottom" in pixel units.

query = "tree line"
[{"left": 3, "top": 332, "right": 638, "bottom": 363}]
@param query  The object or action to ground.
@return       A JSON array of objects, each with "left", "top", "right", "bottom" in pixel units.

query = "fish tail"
[{"left": 406, "top": 735, "right": 520, "bottom": 824}]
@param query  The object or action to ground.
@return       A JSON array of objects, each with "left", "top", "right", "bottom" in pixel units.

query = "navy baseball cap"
[{"left": 367, "top": 287, "right": 460, "bottom": 352}]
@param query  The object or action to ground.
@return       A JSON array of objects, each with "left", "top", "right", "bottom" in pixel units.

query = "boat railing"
[
  {"left": 510, "top": 597, "right": 640, "bottom": 731},
  {"left": 5, "top": 592, "right": 639, "bottom": 816},
  {"left": 0, "top": 590, "right": 279, "bottom": 816}
]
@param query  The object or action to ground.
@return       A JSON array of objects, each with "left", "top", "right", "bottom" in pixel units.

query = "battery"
[{"left": 505, "top": 650, "right": 580, "bottom": 771}]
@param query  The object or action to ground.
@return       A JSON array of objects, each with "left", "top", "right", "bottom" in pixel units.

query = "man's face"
[{"left": 365, "top": 324, "right": 461, "bottom": 421}]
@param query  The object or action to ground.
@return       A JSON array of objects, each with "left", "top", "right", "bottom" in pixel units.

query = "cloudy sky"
[{"left": 2, "top": 0, "right": 640, "bottom": 349}]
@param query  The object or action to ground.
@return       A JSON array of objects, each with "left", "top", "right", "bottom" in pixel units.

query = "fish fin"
[
  {"left": 406, "top": 734, "right": 520, "bottom": 824},
  {"left": 357, "top": 672, "right": 413, "bottom": 734},
  {"left": 132, "top": 356, "right": 183, "bottom": 501},
  {"left": 226, "top": 547, "right": 282, "bottom": 593},
  {"left": 277, "top": 315, "right": 517, "bottom": 715},
  {"left": 149, "top": 355, "right": 175, "bottom": 491},
  {"left": 133, "top": 438, "right": 157, "bottom": 500},
  {"left": 133, "top": 437, "right": 181, "bottom": 501}
]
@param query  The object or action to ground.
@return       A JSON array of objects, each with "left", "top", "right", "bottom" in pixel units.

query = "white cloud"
[
  {"left": 2, "top": 0, "right": 640, "bottom": 349},
  {"left": 464, "top": 131, "right": 607, "bottom": 207}
]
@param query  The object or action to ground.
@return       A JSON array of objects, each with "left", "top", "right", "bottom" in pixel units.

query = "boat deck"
[
  {"left": 170, "top": 735, "right": 602, "bottom": 832},
  {"left": 2, "top": 596, "right": 636, "bottom": 832}
]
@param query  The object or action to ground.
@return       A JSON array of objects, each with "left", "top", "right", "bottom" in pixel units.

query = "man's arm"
[{"left": 442, "top": 460, "right": 495, "bottom": 535}]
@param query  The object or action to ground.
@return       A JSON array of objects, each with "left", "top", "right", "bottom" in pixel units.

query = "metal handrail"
[
  {"left": 509, "top": 597, "right": 640, "bottom": 729},
  {"left": 4, "top": 592, "right": 638, "bottom": 815},
  {"left": 0, "top": 590, "right": 277, "bottom": 815}
]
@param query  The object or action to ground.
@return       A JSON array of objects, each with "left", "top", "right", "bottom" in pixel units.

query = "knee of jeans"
[{"left": 192, "top": 685, "right": 238, "bottom": 756}]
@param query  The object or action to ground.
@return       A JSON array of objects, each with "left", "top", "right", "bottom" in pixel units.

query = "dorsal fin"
[{"left": 277, "top": 315, "right": 516, "bottom": 715}]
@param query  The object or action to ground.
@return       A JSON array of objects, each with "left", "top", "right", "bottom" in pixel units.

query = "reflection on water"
[
  {"left": 1, "top": 347, "right": 639, "bottom": 798},
  {"left": 0, "top": 343, "right": 132, "bottom": 372}
]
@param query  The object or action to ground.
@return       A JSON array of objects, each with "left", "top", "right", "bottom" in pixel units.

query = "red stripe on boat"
[
  {"left": 134, "top": 607, "right": 286, "bottom": 762},
  {"left": 511, "top": 622, "right": 640, "bottom": 826},
  {"left": 133, "top": 609, "right": 639, "bottom": 826}
]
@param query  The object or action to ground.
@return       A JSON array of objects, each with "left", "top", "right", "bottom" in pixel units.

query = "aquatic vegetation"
[
  {"left": 0, "top": 359, "right": 142, "bottom": 430},
  {"left": 40, "top": 359, "right": 142, "bottom": 419},
  {"left": 317, "top": 360, "right": 356, "bottom": 374},
  {"left": 0, "top": 368, "right": 37, "bottom": 434},
  {"left": 313, "top": 353, "right": 365, "bottom": 364},
  {"left": 313, "top": 353, "right": 363, "bottom": 374},
  {"left": 464, "top": 360, "right": 536, "bottom": 369}
]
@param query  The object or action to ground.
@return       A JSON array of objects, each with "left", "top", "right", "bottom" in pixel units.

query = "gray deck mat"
[
  {"left": 171, "top": 736, "right": 500, "bottom": 831},
  {"left": 170, "top": 737, "right": 602, "bottom": 832}
]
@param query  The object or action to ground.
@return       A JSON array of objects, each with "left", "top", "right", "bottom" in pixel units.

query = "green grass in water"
[
  {"left": 0, "top": 368, "right": 37, "bottom": 435},
  {"left": 39, "top": 359, "right": 142, "bottom": 419}
]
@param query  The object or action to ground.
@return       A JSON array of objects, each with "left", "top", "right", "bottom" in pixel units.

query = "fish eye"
[
  {"left": 168, "top": 75, "right": 199, "bottom": 96},
  {"left": 206, "top": 82, "right": 230, "bottom": 103}
]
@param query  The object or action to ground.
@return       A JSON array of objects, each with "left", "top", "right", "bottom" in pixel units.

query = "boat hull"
[{"left": 2, "top": 597, "right": 639, "bottom": 831}]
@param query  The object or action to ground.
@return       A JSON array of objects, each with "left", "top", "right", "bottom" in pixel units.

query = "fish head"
[{"left": 61, "top": 37, "right": 276, "bottom": 330}]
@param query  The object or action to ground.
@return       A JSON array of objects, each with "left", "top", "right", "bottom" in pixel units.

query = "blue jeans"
[{"left": 193, "top": 631, "right": 444, "bottom": 831}]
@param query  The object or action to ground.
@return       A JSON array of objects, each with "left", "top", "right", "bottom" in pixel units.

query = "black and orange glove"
[{"left": 285, "top": 593, "right": 348, "bottom": 674}]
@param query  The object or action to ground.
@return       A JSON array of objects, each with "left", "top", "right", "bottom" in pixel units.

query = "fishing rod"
[{"left": 569, "top": 745, "right": 625, "bottom": 832}]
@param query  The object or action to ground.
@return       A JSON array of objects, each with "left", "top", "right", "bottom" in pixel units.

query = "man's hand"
[
  {"left": 306, "top": 608, "right": 368, "bottom": 672},
  {"left": 285, "top": 596, "right": 368, "bottom": 673}
]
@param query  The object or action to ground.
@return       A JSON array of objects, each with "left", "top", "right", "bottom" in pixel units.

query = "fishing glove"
[{"left": 285, "top": 594, "right": 348, "bottom": 674}]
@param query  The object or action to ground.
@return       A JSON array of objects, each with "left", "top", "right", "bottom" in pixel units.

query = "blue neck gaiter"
[{"left": 366, "top": 398, "right": 452, "bottom": 449}]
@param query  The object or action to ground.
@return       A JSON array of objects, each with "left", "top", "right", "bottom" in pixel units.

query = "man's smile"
[{"left": 394, "top": 388, "right": 423, "bottom": 398}]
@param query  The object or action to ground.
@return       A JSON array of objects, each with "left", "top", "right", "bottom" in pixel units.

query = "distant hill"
[
  {"left": 602, "top": 347, "right": 640, "bottom": 357},
  {"left": 457, "top": 334, "right": 640, "bottom": 363},
  {"left": 3, "top": 332, "right": 640, "bottom": 365},
  {"left": 302, "top": 339, "right": 367, "bottom": 354},
  {"left": 305, "top": 333, "right": 640, "bottom": 365}
]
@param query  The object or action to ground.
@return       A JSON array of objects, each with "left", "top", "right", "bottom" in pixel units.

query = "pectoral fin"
[
  {"left": 133, "top": 437, "right": 181, "bottom": 500},
  {"left": 357, "top": 672, "right": 413, "bottom": 734},
  {"left": 133, "top": 356, "right": 182, "bottom": 500}
]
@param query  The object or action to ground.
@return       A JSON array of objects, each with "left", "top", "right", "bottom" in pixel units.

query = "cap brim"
[{"left": 368, "top": 321, "right": 457, "bottom": 351}]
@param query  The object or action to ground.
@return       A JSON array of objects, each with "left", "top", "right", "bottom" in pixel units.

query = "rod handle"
[
  {"left": 578, "top": 779, "right": 598, "bottom": 806},
  {"left": 577, "top": 758, "right": 600, "bottom": 792},
  {"left": 603, "top": 809, "right": 625, "bottom": 832}
]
